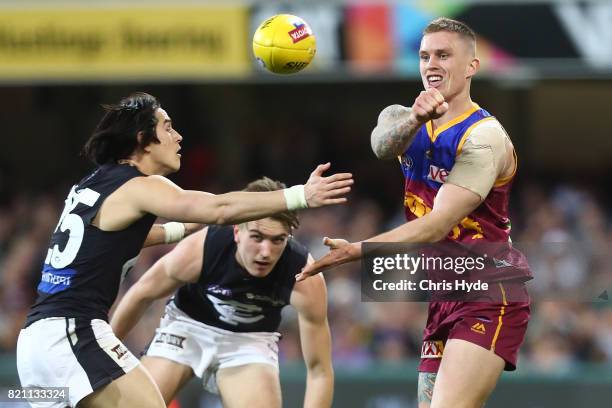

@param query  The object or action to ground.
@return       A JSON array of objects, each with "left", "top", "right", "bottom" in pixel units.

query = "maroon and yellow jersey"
[{"left": 399, "top": 103, "right": 532, "bottom": 282}]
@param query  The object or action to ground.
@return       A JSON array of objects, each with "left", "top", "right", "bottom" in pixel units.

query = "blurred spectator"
[{"left": 0, "top": 178, "right": 610, "bottom": 373}]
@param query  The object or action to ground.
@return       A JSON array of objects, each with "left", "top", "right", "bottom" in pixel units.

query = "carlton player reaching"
[
  {"left": 297, "top": 18, "right": 531, "bottom": 408},
  {"left": 16, "top": 92, "right": 351, "bottom": 408},
  {"left": 111, "top": 178, "right": 333, "bottom": 408}
]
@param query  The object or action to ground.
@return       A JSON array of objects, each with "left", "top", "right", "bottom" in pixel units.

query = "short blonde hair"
[
  {"left": 424, "top": 17, "right": 476, "bottom": 54},
  {"left": 243, "top": 177, "right": 299, "bottom": 230}
]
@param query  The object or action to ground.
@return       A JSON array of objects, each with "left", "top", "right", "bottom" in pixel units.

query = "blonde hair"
[
  {"left": 243, "top": 177, "right": 299, "bottom": 230},
  {"left": 424, "top": 17, "right": 476, "bottom": 54}
]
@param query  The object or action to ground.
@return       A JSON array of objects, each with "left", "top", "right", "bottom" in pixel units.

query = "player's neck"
[{"left": 118, "top": 155, "right": 167, "bottom": 176}]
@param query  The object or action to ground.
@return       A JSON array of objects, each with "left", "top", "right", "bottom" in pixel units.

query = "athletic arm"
[
  {"left": 142, "top": 223, "right": 202, "bottom": 248},
  {"left": 130, "top": 163, "right": 352, "bottom": 225},
  {"left": 371, "top": 89, "right": 448, "bottom": 160},
  {"left": 291, "top": 256, "right": 334, "bottom": 408},
  {"left": 110, "top": 228, "right": 207, "bottom": 339},
  {"left": 371, "top": 105, "right": 421, "bottom": 160},
  {"left": 296, "top": 184, "right": 482, "bottom": 280},
  {"left": 297, "top": 121, "right": 515, "bottom": 279}
]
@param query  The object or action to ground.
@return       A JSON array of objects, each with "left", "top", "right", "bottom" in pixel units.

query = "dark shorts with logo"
[{"left": 419, "top": 282, "right": 530, "bottom": 372}]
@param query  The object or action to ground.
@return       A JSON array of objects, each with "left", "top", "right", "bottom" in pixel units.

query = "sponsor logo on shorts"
[
  {"left": 155, "top": 332, "right": 186, "bottom": 349},
  {"left": 421, "top": 340, "right": 444, "bottom": 358},
  {"left": 471, "top": 322, "right": 487, "bottom": 334},
  {"left": 288, "top": 24, "right": 310, "bottom": 43},
  {"left": 111, "top": 344, "right": 128, "bottom": 360}
]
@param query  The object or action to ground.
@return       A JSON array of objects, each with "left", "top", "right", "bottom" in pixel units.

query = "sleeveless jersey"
[
  {"left": 399, "top": 103, "right": 532, "bottom": 282},
  {"left": 174, "top": 225, "right": 308, "bottom": 333},
  {"left": 26, "top": 164, "right": 156, "bottom": 325}
]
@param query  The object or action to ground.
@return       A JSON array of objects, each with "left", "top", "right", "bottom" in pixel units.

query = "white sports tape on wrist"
[
  {"left": 283, "top": 185, "right": 308, "bottom": 210},
  {"left": 162, "top": 222, "right": 185, "bottom": 244}
]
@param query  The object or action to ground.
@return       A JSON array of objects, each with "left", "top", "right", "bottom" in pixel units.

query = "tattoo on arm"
[
  {"left": 371, "top": 104, "right": 419, "bottom": 160},
  {"left": 418, "top": 372, "right": 437, "bottom": 405}
]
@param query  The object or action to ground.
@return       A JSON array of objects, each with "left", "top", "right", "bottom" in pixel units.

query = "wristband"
[
  {"left": 283, "top": 185, "right": 308, "bottom": 210},
  {"left": 162, "top": 222, "right": 185, "bottom": 244}
]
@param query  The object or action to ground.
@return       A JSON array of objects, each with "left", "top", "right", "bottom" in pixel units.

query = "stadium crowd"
[{"left": 1, "top": 177, "right": 610, "bottom": 374}]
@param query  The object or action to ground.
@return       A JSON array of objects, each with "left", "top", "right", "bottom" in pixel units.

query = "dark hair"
[
  {"left": 243, "top": 177, "right": 299, "bottom": 230},
  {"left": 82, "top": 92, "right": 161, "bottom": 165},
  {"left": 423, "top": 17, "right": 476, "bottom": 50}
]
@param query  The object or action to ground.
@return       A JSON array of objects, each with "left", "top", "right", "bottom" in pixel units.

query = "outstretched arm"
[
  {"left": 297, "top": 117, "right": 515, "bottom": 280},
  {"left": 110, "top": 228, "right": 207, "bottom": 339},
  {"left": 142, "top": 223, "right": 202, "bottom": 248},
  {"left": 130, "top": 163, "right": 352, "bottom": 225},
  {"left": 296, "top": 183, "right": 481, "bottom": 281},
  {"left": 291, "top": 256, "right": 334, "bottom": 408}
]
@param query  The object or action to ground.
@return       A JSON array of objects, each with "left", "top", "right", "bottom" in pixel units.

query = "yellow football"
[{"left": 252, "top": 14, "right": 316, "bottom": 74}]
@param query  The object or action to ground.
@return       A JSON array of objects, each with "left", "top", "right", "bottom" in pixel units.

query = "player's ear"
[
  {"left": 466, "top": 57, "right": 480, "bottom": 78},
  {"left": 233, "top": 224, "right": 241, "bottom": 244},
  {"left": 137, "top": 131, "right": 151, "bottom": 153}
]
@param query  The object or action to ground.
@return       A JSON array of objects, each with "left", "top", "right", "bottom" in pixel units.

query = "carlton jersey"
[
  {"left": 26, "top": 164, "right": 156, "bottom": 325},
  {"left": 399, "top": 103, "right": 532, "bottom": 282},
  {"left": 173, "top": 225, "right": 308, "bottom": 333}
]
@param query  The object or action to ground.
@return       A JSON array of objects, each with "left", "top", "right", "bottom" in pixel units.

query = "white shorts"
[
  {"left": 16, "top": 317, "right": 139, "bottom": 407},
  {"left": 146, "top": 303, "right": 280, "bottom": 394}
]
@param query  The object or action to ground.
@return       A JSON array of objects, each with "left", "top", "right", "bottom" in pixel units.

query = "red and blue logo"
[{"left": 288, "top": 23, "right": 310, "bottom": 43}]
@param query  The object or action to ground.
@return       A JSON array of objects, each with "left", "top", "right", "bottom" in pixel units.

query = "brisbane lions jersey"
[
  {"left": 399, "top": 104, "right": 531, "bottom": 282},
  {"left": 26, "top": 164, "right": 155, "bottom": 325},
  {"left": 173, "top": 225, "right": 308, "bottom": 333}
]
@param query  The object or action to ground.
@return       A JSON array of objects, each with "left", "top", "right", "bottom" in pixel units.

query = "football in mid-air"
[{"left": 252, "top": 14, "right": 316, "bottom": 74}]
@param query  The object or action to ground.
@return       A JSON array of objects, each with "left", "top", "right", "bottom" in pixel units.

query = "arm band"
[
  {"left": 283, "top": 185, "right": 308, "bottom": 211},
  {"left": 162, "top": 222, "right": 186, "bottom": 244}
]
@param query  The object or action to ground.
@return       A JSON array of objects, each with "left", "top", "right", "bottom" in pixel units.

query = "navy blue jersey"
[
  {"left": 174, "top": 225, "right": 308, "bottom": 333},
  {"left": 26, "top": 164, "right": 156, "bottom": 325}
]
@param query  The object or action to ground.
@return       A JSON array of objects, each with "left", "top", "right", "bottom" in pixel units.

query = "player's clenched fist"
[{"left": 409, "top": 88, "right": 449, "bottom": 124}]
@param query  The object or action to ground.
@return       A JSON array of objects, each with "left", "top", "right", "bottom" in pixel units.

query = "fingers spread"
[
  {"left": 325, "top": 186, "right": 351, "bottom": 198},
  {"left": 324, "top": 180, "right": 353, "bottom": 191}
]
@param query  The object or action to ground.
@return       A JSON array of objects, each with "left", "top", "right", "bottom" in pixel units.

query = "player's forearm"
[
  {"left": 110, "top": 286, "right": 156, "bottom": 339},
  {"left": 304, "top": 367, "right": 334, "bottom": 408},
  {"left": 143, "top": 223, "right": 201, "bottom": 248},
  {"left": 179, "top": 190, "right": 290, "bottom": 225},
  {"left": 143, "top": 224, "right": 166, "bottom": 247},
  {"left": 366, "top": 213, "right": 450, "bottom": 244},
  {"left": 371, "top": 106, "right": 421, "bottom": 160}
]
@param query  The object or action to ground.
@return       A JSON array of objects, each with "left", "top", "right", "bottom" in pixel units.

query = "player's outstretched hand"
[
  {"left": 295, "top": 237, "right": 362, "bottom": 281},
  {"left": 410, "top": 88, "right": 449, "bottom": 124},
  {"left": 304, "top": 163, "right": 353, "bottom": 208}
]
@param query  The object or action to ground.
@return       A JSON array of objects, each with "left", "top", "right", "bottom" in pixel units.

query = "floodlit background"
[{"left": 0, "top": 1, "right": 610, "bottom": 407}]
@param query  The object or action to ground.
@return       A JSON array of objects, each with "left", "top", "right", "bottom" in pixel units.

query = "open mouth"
[
  {"left": 427, "top": 75, "right": 443, "bottom": 87},
  {"left": 254, "top": 260, "right": 270, "bottom": 268}
]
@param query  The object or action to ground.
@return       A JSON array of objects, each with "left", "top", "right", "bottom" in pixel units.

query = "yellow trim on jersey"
[
  {"left": 494, "top": 149, "right": 518, "bottom": 187},
  {"left": 490, "top": 283, "right": 508, "bottom": 352},
  {"left": 456, "top": 116, "right": 498, "bottom": 156},
  {"left": 426, "top": 103, "right": 480, "bottom": 143}
]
